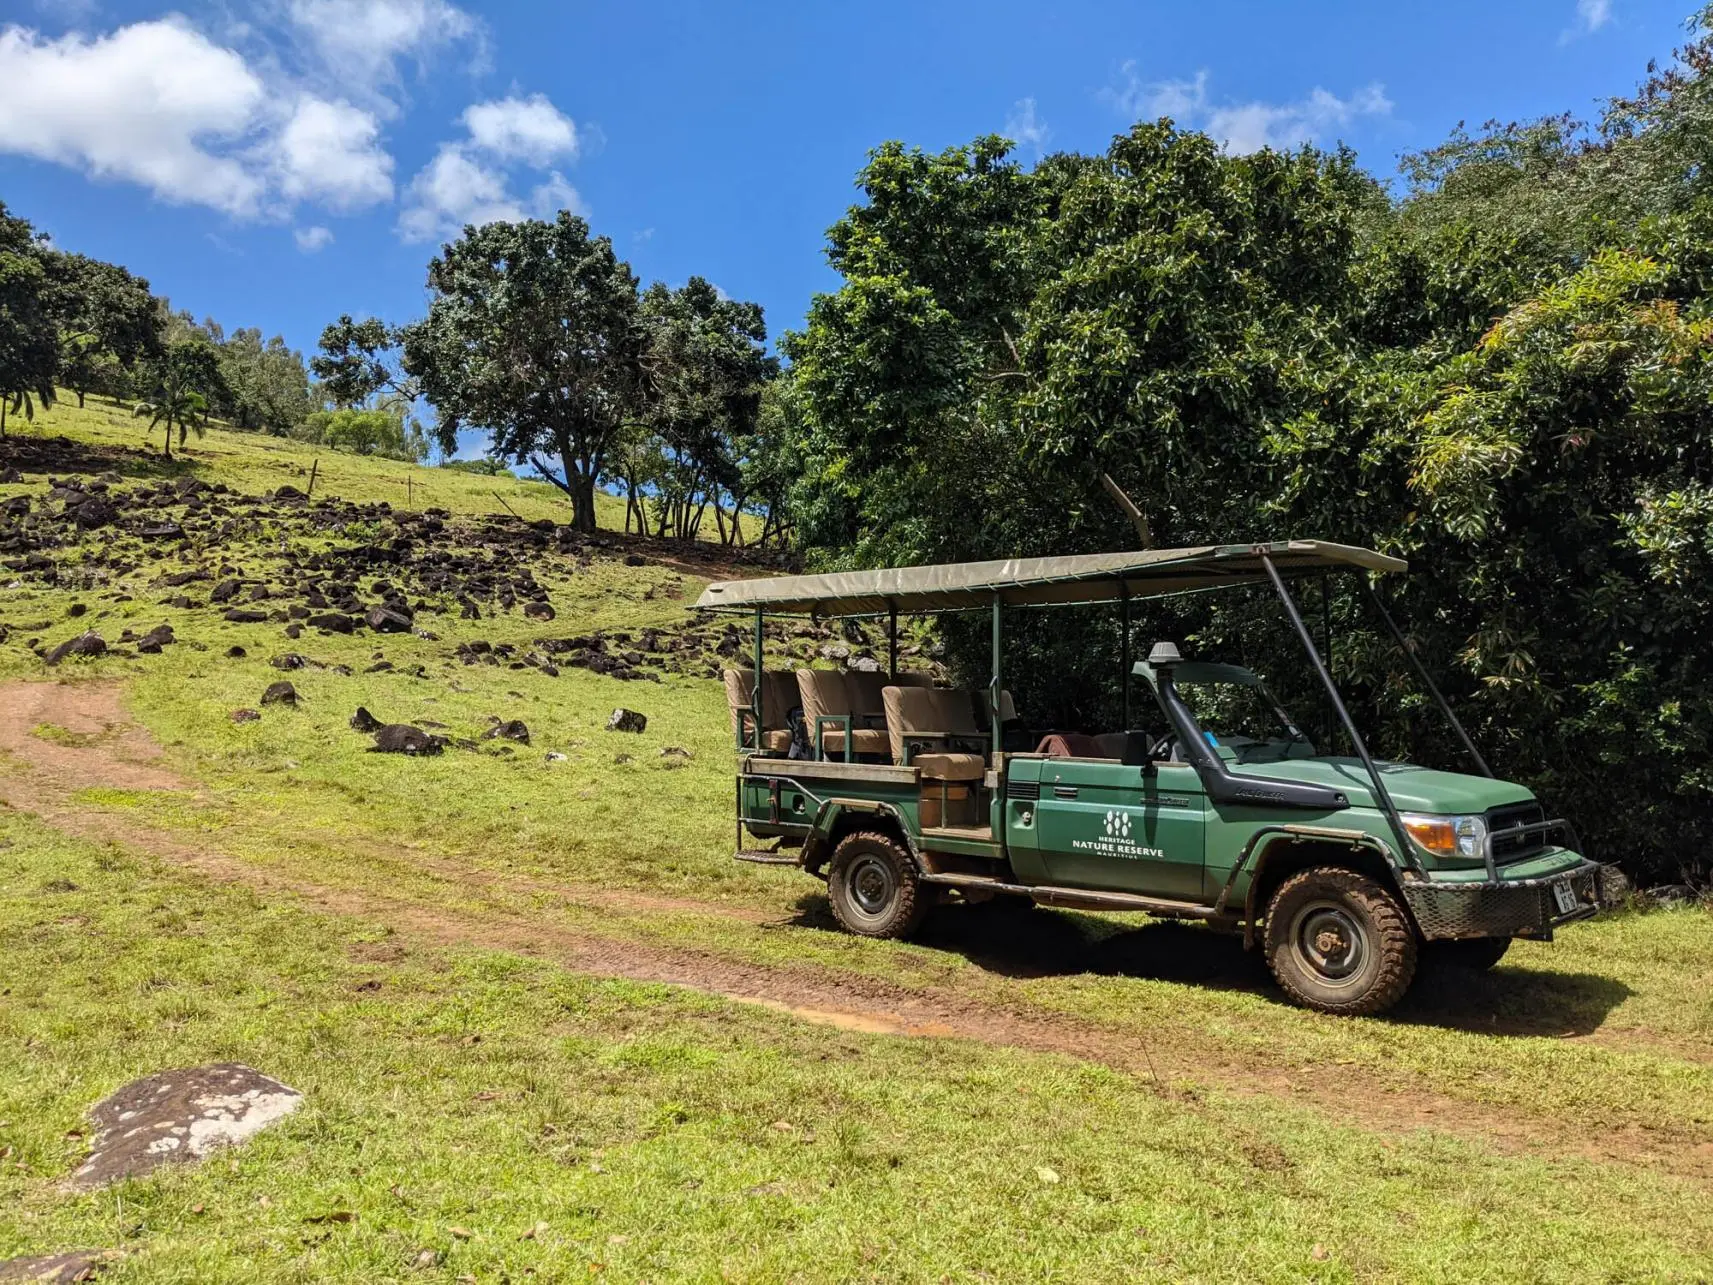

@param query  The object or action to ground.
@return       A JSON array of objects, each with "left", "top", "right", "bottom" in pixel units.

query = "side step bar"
[
  {"left": 920, "top": 871, "right": 1219, "bottom": 919},
  {"left": 735, "top": 849, "right": 802, "bottom": 866}
]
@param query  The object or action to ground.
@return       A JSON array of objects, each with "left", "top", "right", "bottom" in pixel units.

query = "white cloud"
[
  {"left": 0, "top": 16, "right": 410, "bottom": 219},
  {"left": 1104, "top": 62, "right": 1391, "bottom": 153},
  {"left": 286, "top": 0, "right": 479, "bottom": 95},
  {"left": 274, "top": 96, "right": 393, "bottom": 210},
  {"left": 399, "top": 91, "right": 582, "bottom": 242},
  {"left": 1003, "top": 96, "right": 1050, "bottom": 156},
  {"left": 1577, "top": 0, "right": 1614, "bottom": 31},
  {"left": 0, "top": 18, "right": 267, "bottom": 215},
  {"left": 294, "top": 225, "right": 334, "bottom": 251},
  {"left": 461, "top": 93, "right": 576, "bottom": 165}
]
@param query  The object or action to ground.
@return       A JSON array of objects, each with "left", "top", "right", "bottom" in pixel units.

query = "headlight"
[{"left": 1400, "top": 811, "right": 1487, "bottom": 859}]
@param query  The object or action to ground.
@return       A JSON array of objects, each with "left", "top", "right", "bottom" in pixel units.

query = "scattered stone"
[
  {"left": 44, "top": 632, "right": 106, "bottom": 666},
  {"left": 482, "top": 719, "right": 530, "bottom": 746},
  {"left": 523, "top": 600, "right": 556, "bottom": 621},
  {"left": 67, "top": 1063, "right": 302, "bottom": 1190},
  {"left": 606, "top": 708, "right": 648, "bottom": 734},
  {"left": 66, "top": 603, "right": 87, "bottom": 618},
  {"left": 222, "top": 609, "right": 268, "bottom": 624},
  {"left": 225, "top": 645, "right": 247, "bottom": 659},
  {"left": 270, "top": 653, "right": 308, "bottom": 671},
  {"left": 209, "top": 579, "right": 240, "bottom": 604},
  {"left": 260, "top": 680, "right": 298, "bottom": 707},
  {"left": 229, "top": 708, "right": 261, "bottom": 724},
  {"left": 365, "top": 605, "right": 413, "bottom": 634},
  {"left": 543, "top": 751, "right": 568, "bottom": 763},
  {"left": 624, "top": 554, "right": 647, "bottom": 567},
  {"left": 660, "top": 745, "right": 693, "bottom": 760},
  {"left": 0, "top": 1249, "right": 123, "bottom": 1281},
  {"left": 369, "top": 724, "right": 443, "bottom": 755},
  {"left": 612, "top": 753, "right": 633, "bottom": 765},
  {"left": 349, "top": 706, "right": 382, "bottom": 733},
  {"left": 307, "top": 612, "right": 354, "bottom": 634}
]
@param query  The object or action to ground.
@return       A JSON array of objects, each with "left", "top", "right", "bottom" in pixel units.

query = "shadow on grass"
[
  {"left": 792, "top": 892, "right": 1630, "bottom": 1036},
  {"left": 0, "top": 431, "right": 191, "bottom": 483}
]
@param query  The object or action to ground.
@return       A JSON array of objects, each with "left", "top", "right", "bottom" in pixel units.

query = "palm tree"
[{"left": 133, "top": 338, "right": 219, "bottom": 459}]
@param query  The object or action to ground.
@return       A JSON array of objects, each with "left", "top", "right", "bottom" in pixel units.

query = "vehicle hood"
[{"left": 1230, "top": 757, "right": 1535, "bottom": 814}]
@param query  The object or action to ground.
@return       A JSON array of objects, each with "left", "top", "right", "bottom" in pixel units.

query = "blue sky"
[{"left": 0, "top": 0, "right": 1696, "bottom": 455}]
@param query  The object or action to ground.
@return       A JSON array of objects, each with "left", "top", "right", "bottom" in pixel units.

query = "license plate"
[{"left": 1552, "top": 880, "right": 1579, "bottom": 916}]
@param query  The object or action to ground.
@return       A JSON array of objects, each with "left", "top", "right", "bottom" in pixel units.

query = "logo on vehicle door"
[{"left": 1071, "top": 808, "right": 1163, "bottom": 861}]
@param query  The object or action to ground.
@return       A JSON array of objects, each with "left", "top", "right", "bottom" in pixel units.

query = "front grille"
[{"left": 1488, "top": 801, "right": 1547, "bottom": 863}]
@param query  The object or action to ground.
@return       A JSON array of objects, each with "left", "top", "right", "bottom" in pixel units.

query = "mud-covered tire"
[
  {"left": 1264, "top": 867, "right": 1417, "bottom": 1016},
  {"left": 827, "top": 830, "right": 926, "bottom": 940},
  {"left": 1426, "top": 936, "right": 1511, "bottom": 972}
]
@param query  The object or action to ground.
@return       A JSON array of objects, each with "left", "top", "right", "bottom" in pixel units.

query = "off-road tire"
[
  {"left": 827, "top": 830, "right": 927, "bottom": 940},
  {"left": 1264, "top": 866, "right": 1417, "bottom": 1016},
  {"left": 1426, "top": 936, "right": 1511, "bottom": 972}
]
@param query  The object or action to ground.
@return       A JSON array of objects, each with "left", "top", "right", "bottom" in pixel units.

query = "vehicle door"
[{"left": 1028, "top": 756, "right": 1207, "bottom": 899}]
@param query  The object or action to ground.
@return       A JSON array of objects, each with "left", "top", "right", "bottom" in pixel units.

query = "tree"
[
  {"left": 312, "top": 315, "right": 416, "bottom": 409},
  {"left": 218, "top": 327, "right": 312, "bottom": 435},
  {"left": 402, "top": 214, "right": 648, "bottom": 533},
  {"left": 0, "top": 201, "right": 58, "bottom": 436},
  {"left": 44, "top": 251, "right": 160, "bottom": 408},
  {"left": 297, "top": 402, "right": 430, "bottom": 462},
  {"left": 637, "top": 277, "right": 775, "bottom": 542},
  {"left": 133, "top": 336, "right": 222, "bottom": 459}
]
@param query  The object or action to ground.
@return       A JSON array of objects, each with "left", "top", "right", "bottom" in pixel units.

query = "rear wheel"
[
  {"left": 827, "top": 830, "right": 926, "bottom": 940},
  {"left": 1264, "top": 867, "right": 1417, "bottom": 1016},
  {"left": 1427, "top": 936, "right": 1511, "bottom": 972}
]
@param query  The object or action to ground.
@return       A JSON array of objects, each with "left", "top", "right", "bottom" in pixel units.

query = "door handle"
[{"left": 1052, "top": 784, "right": 1079, "bottom": 800}]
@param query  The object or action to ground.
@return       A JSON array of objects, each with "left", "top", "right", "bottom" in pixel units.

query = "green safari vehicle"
[{"left": 699, "top": 541, "right": 1613, "bottom": 1016}]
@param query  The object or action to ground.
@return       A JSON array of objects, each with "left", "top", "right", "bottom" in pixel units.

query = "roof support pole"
[
  {"left": 887, "top": 603, "right": 898, "bottom": 683},
  {"left": 751, "top": 608, "right": 764, "bottom": 753},
  {"left": 1261, "top": 556, "right": 1420, "bottom": 873},
  {"left": 991, "top": 594, "right": 1003, "bottom": 759},
  {"left": 1363, "top": 582, "right": 1493, "bottom": 778},
  {"left": 1121, "top": 583, "right": 1133, "bottom": 728}
]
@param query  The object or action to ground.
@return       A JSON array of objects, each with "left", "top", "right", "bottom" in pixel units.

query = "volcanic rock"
[
  {"left": 365, "top": 605, "right": 413, "bottom": 633},
  {"left": 44, "top": 632, "right": 106, "bottom": 665},
  {"left": 349, "top": 706, "right": 382, "bottom": 733},
  {"left": 370, "top": 724, "right": 443, "bottom": 755},
  {"left": 260, "top": 680, "right": 298, "bottom": 706},
  {"left": 606, "top": 708, "right": 647, "bottom": 734},
  {"left": 0, "top": 1249, "right": 122, "bottom": 1281},
  {"left": 523, "top": 600, "right": 555, "bottom": 621},
  {"left": 229, "top": 709, "right": 261, "bottom": 724},
  {"left": 308, "top": 612, "right": 354, "bottom": 634},
  {"left": 67, "top": 1063, "right": 301, "bottom": 1190},
  {"left": 222, "top": 609, "right": 267, "bottom": 623},
  {"left": 482, "top": 719, "right": 530, "bottom": 745}
]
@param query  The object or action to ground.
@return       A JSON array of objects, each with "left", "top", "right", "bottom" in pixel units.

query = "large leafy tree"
[
  {"left": 217, "top": 327, "right": 313, "bottom": 435},
  {"left": 0, "top": 200, "right": 58, "bottom": 436},
  {"left": 312, "top": 315, "right": 417, "bottom": 410},
  {"left": 43, "top": 251, "right": 160, "bottom": 408},
  {"left": 403, "top": 214, "right": 647, "bottom": 532},
  {"left": 637, "top": 277, "right": 775, "bottom": 542}
]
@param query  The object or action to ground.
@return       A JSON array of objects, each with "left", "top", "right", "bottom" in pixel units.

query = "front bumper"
[{"left": 1402, "top": 859, "right": 1618, "bottom": 941}]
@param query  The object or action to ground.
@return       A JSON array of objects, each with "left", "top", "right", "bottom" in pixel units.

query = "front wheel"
[
  {"left": 1264, "top": 867, "right": 1418, "bottom": 1016},
  {"left": 826, "top": 830, "right": 927, "bottom": 940}
]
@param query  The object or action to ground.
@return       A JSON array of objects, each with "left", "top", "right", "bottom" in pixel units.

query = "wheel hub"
[
  {"left": 849, "top": 856, "right": 894, "bottom": 915},
  {"left": 1293, "top": 902, "right": 1368, "bottom": 982}
]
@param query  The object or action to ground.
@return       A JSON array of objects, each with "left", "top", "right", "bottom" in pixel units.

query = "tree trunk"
[
  {"left": 162, "top": 416, "right": 173, "bottom": 460},
  {"left": 0, "top": 397, "right": 7, "bottom": 438},
  {"left": 77, "top": 390, "right": 87, "bottom": 409}
]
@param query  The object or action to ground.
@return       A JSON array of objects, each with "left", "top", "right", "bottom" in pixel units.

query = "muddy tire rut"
[{"left": 3, "top": 679, "right": 1709, "bottom": 1188}]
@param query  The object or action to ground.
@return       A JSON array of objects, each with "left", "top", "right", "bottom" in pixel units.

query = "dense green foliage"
[
  {"left": 0, "top": 200, "right": 58, "bottom": 434},
  {"left": 784, "top": 13, "right": 1713, "bottom": 882},
  {"left": 296, "top": 403, "right": 430, "bottom": 462}
]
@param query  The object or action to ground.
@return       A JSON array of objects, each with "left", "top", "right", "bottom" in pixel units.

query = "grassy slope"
[{"left": 2, "top": 398, "right": 1712, "bottom": 1281}]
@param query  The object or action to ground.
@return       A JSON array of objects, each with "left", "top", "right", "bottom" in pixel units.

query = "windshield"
[{"left": 1173, "top": 664, "right": 1318, "bottom": 764}]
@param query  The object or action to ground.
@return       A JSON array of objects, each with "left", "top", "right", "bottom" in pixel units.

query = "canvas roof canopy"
[{"left": 696, "top": 540, "right": 1405, "bottom": 618}]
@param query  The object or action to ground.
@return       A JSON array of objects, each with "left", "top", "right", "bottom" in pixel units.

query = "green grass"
[
  {"left": 6, "top": 393, "right": 636, "bottom": 528},
  {"left": 6, "top": 811, "right": 1712, "bottom": 1283},
  {"left": 4, "top": 394, "right": 1713, "bottom": 1280}
]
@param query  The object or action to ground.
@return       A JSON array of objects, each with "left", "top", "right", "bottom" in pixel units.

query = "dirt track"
[{"left": 4, "top": 678, "right": 1710, "bottom": 1187}]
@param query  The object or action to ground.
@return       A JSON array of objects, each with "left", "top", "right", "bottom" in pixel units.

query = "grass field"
[{"left": 2, "top": 396, "right": 1711, "bottom": 1282}]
